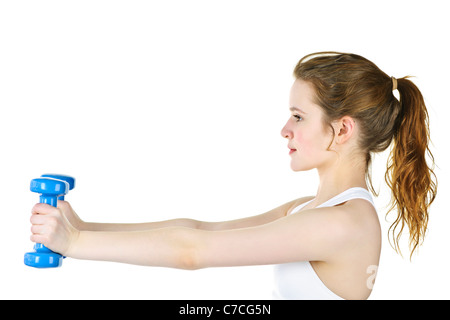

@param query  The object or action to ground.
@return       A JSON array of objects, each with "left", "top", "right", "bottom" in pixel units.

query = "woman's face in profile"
[{"left": 281, "top": 79, "right": 334, "bottom": 172}]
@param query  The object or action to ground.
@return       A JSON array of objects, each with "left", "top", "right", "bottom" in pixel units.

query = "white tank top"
[{"left": 273, "top": 187, "right": 375, "bottom": 300}]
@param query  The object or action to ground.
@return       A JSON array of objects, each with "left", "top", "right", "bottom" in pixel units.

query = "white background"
[{"left": 1, "top": 0, "right": 448, "bottom": 299}]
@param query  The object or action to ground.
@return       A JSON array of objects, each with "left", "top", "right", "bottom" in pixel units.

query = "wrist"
[
  {"left": 65, "top": 229, "right": 81, "bottom": 258},
  {"left": 76, "top": 220, "right": 89, "bottom": 231},
  {"left": 64, "top": 231, "right": 105, "bottom": 261}
]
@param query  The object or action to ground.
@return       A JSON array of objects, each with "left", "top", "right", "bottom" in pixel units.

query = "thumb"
[{"left": 31, "top": 202, "right": 57, "bottom": 216}]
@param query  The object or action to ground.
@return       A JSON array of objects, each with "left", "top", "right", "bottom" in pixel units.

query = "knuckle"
[
  {"left": 33, "top": 202, "right": 46, "bottom": 211},
  {"left": 58, "top": 200, "right": 68, "bottom": 210},
  {"left": 48, "top": 216, "right": 58, "bottom": 228},
  {"left": 30, "top": 234, "right": 40, "bottom": 243},
  {"left": 32, "top": 202, "right": 54, "bottom": 215}
]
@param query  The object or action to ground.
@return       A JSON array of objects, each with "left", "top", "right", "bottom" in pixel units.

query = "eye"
[{"left": 292, "top": 114, "right": 303, "bottom": 122}]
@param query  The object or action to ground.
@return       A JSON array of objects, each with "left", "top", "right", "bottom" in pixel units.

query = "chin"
[
  {"left": 290, "top": 163, "right": 314, "bottom": 172},
  {"left": 289, "top": 154, "right": 318, "bottom": 171}
]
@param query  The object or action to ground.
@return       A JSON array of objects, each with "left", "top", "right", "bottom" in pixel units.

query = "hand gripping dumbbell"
[
  {"left": 39, "top": 174, "right": 76, "bottom": 259},
  {"left": 24, "top": 177, "right": 70, "bottom": 268}
]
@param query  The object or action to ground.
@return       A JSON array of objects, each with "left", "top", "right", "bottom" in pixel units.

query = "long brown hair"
[{"left": 293, "top": 51, "right": 437, "bottom": 257}]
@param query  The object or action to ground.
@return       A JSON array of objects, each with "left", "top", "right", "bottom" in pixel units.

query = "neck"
[{"left": 314, "top": 153, "right": 367, "bottom": 205}]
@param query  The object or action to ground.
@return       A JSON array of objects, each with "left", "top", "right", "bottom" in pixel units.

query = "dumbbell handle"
[{"left": 39, "top": 194, "right": 59, "bottom": 207}]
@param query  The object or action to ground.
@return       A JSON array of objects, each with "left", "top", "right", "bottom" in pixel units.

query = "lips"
[{"left": 288, "top": 146, "right": 297, "bottom": 155}]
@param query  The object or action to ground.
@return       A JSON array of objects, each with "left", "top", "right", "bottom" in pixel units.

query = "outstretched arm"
[
  {"left": 30, "top": 199, "right": 354, "bottom": 269},
  {"left": 57, "top": 197, "right": 311, "bottom": 232}
]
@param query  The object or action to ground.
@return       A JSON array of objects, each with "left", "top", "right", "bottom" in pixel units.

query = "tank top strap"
[
  {"left": 290, "top": 187, "right": 375, "bottom": 215},
  {"left": 317, "top": 187, "right": 375, "bottom": 208}
]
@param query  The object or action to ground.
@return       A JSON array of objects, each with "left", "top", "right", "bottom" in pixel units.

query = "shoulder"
[
  {"left": 340, "top": 199, "right": 380, "bottom": 231},
  {"left": 329, "top": 199, "right": 381, "bottom": 249},
  {"left": 289, "top": 200, "right": 380, "bottom": 252}
]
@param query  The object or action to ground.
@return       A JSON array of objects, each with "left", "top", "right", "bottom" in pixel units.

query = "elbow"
[
  {"left": 178, "top": 247, "right": 202, "bottom": 270},
  {"left": 173, "top": 228, "right": 205, "bottom": 271},
  {"left": 148, "top": 227, "right": 206, "bottom": 270}
]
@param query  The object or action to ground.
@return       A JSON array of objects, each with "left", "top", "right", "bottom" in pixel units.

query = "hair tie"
[{"left": 391, "top": 76, "right": 398, "bottom": 91}]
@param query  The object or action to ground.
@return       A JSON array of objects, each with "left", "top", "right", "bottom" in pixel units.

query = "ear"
[{"left": 333, "top": 116, "right": 356, "bottom": 144}]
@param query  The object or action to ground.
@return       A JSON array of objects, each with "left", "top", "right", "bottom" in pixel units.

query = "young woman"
[{"left": 29, "top": 52, "right": 437, "bottom": 300}]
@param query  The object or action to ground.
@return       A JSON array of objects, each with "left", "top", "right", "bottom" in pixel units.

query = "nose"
[{"left": 281, "top": 121, "right": 293, "bottom": 139}]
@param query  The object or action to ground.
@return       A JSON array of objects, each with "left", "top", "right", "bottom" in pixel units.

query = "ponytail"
[{"left": 385, "top": 77, "right": 437, "bottom": 257}]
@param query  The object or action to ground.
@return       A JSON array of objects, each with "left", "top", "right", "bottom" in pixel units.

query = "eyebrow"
[{"left": 290, "top": 106, "right": 307, "bottom": 114}]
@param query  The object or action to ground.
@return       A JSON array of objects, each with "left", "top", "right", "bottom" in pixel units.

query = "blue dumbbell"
[
  {"left": 38, "top": 174, "right": 75, "bottom": 262},
  {"left": 41, "top": 174, "right": 76, "bottom": 200},
  {"left": 24, "top": 177, "right": 69, "bottom": 268}
]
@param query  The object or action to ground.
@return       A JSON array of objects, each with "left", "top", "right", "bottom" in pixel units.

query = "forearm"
[
  {"left": 67, "top": 227, "right": 198, "bottom": 269},
  {"left": 80, "top": 218, "right": 202, "bottom": 232},
  {"left": 75, "top": 199, "right": 295, "bottom": 233}
]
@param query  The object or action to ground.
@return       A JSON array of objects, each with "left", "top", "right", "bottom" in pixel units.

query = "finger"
[
  {"left": 31, "top": 203, "right": 58, "bottom": 216},
  {"left": 30, "top": 233, "right": 46, "bottom": 244},
  {"left": 31, "top": 224, "right": 45, "bottom": 235},
  {"left": 30, "top": 214, "right": 46, "bottom": 225},
  {"left": 57, "top": 200, "right": 74, "bottom": 218}
]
